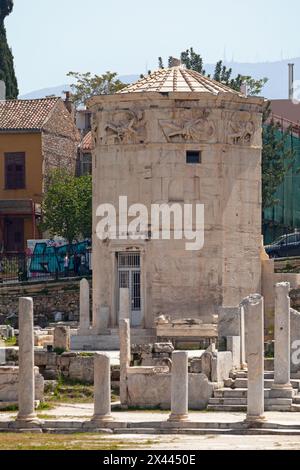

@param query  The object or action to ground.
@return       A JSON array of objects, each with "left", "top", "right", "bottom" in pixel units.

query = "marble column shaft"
[
  {"left": 169, "top": 351, "right": 189, "bottom": 421},
  {"left": 119, "top": 319, "right": 131, "bottom": 405},
  {"left": 119, "top": 288, "right": 130, "bottom": 321},
  {"left": 242, "top": 294, "right": 265, "bottom": 422},
  {"left": 93, "top": 353, "right": 112, "bottom": 421},
  {"left": 79, "top": 278, "right": 90, "bottom": 333},
  {"left": 17, "top": 297, "right": 37, "bottom": 421},
  {"left": 271, "top": 282, "right": 293, "bottom": 397}
]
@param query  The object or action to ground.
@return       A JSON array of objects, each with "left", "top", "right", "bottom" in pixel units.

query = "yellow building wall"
[
  {"left": 0, "top": 133, "right": 43, "bottom": 249},
  {"left": 0, "top": 132, "right": 43, "bottom": 203}
]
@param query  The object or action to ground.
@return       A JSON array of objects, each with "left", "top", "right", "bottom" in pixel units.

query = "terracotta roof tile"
[
  {"left": 0, "top": 97, "right": 60, "bottom": 131},
  {"left": 80, "top": 131, "right": 94, "bottom": 151}
]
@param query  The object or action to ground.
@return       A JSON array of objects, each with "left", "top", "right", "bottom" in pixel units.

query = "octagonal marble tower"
[{"left": 88, "top": 65, "right": 265, "bottom": 332}]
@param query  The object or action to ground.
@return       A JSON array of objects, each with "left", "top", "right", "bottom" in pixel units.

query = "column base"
[
  {"left": 244, "top": 415, "right": 267, "bottom": 426},
  {"left": 91, "top": 414, "right": 114, "bottom": 424},
  {"left": 78, "top": 327, "right": 91, "bottom": 336},
  {"left": 270, "top": 383, "right": 294, "bottom": 399},
  {"left": 15, "top": 414, "right": 41, "bottom": 428},
  {"left": 168, "top": 413, "right": 189, "bottom": 423}
]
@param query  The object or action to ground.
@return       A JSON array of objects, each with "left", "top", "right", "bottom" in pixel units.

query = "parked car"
[{"left": 265, "top": 233, "right": 300, "bottom": 259}]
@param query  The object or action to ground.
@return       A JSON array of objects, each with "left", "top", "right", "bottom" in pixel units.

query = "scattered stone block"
[
  {"left": 153, "top": 343, "right": 174, "bottom": 354},
  {"left": 54, "top": 325, "right": 70, "bottom": 351},
  {"left": 226, "top": 336, "right": 241, "bottom": 369},
  {"left": 0, "top": 366, "right": 44, "bottom": 404},
  {"left": 68, "top": 356, "right": 94, "bottom": 383},
  {"left": 190, "top": 358, "right": 202, "bottom": 374}
]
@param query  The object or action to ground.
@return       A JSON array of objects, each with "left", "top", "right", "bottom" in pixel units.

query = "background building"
[
  {"left": 263, "top": 100, "right": 300, "bottom": 243},
  {"left": 0, "top": 97, "right": 79, "bottom": 253}
]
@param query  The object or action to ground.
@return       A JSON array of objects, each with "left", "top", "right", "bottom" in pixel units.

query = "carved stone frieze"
[
  {"left": 226, "top": 112, "right": 257, "bottom": 145},
  {"left": 104, "top": 110, "right": 146, "bottom": 144},
  {"left": 159, "top": 108, "right": 216, "bottom": 143}
]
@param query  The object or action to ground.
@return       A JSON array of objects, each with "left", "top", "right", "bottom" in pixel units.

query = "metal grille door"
[{"left": 117, "top": 252, "right": 142, "bottom": 327}]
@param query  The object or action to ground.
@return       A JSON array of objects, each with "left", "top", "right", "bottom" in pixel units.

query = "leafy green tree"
[
  {"left": 67, "top": 71, "right": 126, "bottom": 108},
  {"left": 76, "top": 174, "right": 93, "bottom": 239},
  {"left": 0, "top": 0, "right": 18, "bottom": 98},
  {"left": 262, "top": 103, "right": 296, "bottom": 209},
  {"left": 180, "top": 48, "right": 205, "bottom": 74},
  {"left": 41, "top": 170, "right": 92, "bottom": 244},
  {"left": 213, "top": 60, "right": 268, "bottom": 96}
]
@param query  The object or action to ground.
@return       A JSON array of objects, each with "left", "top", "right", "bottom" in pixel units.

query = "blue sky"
[{"left": 6, "top": 0, "right": 300, "bottom": 94}]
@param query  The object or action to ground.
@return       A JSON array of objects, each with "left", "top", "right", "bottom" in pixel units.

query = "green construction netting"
[{"left": 263, "top": 129, "right": 300, "bottom": 244}]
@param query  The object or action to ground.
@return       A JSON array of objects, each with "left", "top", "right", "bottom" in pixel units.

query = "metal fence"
[{"left": 0, "top": 251, "right": 92, "bottom": 284}]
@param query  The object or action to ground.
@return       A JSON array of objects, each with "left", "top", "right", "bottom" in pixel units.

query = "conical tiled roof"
[{"left": 119, "top": 66, "right": 244, "bottom": 96}]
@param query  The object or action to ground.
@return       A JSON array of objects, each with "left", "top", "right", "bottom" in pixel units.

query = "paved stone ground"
[
  {"left": 2, "top": 405, "right": 300, "bottom": 449},
  {"left": 2, "top": 404, "right": 300, "bottom": 424},
  {"left": 114, "top": 434, "right": 300, "bottom": 450}
]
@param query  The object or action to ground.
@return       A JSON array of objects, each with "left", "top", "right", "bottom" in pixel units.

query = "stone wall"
[
  {"left": 3, "top": 349, "right": 119, "bottom": 386},
  {"left": 0, "top": 366, "right": 44, "bottom": 409},
  {"left": 42, "top": 99, "right": 80, "bottom": 182},
  {"left": 126, "top": 370, "right": 214, "bottom": 410},
  {"left": 0, "top": 279, "right": 92, "bottom": 327}
]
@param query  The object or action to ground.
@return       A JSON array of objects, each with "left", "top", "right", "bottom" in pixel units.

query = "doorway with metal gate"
[{"left": 117, "top": 252, "right": 142, "bottom": 327}]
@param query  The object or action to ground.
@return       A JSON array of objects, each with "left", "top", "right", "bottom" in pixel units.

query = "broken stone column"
[
  {"left": 242, "top": 294, "right": 265, "bottom": 423},
  {"left": 119, "top": 288, "right": 130, "bottom": 321},
  {"left": 94, "top": 304, "right": 110, "bottom": 334},
  {"left": 240, "top": 306, "right": 247, "bottom": 369},
  {"left": 168, "top": 351, "right": 189, "bottom": 422},
  {"left": 79, "top": 278, "right": 90, "bottom": 334},
  {"left": 119, "top": 319, "right": 131, "bottom": 406},
  {"left": 17, "top": 297, "right": 39, "bottom": 424},
  {"left": 92, "top": 353, "right": 113, "bottom": 423},
  {"left": 54, "top": 326, "right": 70, "bottom": 351},
  {"left": 227, "top": 336, "right": 241, "bottom": 370},
  {"left": 270, "top": 282, "right": 293, "bottom": 398}
]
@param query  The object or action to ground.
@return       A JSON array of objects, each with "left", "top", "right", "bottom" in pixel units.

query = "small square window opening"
[{"left": 186, "top": 151, "right": 201, "bottom": 164}]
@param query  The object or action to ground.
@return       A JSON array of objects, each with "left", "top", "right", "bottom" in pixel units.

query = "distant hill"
[
  {"left": 19, "top": 59, "right": 300, "bottom": 100},
  {"left": 19, "top": 75, "right": 139, "bottom": 100}
]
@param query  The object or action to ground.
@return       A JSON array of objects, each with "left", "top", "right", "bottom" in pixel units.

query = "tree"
[
  {"left": 158, "top": 57, "right": 164, "bottom": 69},
  {"left": 0, "top": 0, "right": 18, "bottom": 99},
  {"left": 67, "top": 71, "right": 126, "bottom": 108},
  {"left": 213, "top": 60, "right": 268, "bottom": 96},
  {"left": 0, "top": 0, "right": 13, "bottom": 20},
  {"left": 262, "top": 103, "right": 296, "bottom": 209},
  {"left": 41, "top": 170, "right": 92, "bottom": 245},
  {"left": 180, "top": 47, "right": 205, "bottom": 74}
]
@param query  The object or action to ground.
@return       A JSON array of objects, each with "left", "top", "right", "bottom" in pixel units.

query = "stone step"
[
  {"left": 292, "top": 396, "right": 300, "bottom": 405},
  {"left": 207, "top": 404, "right": 292, "bottom": 412},
  {"left": 214, "top": 388, "right": 282, "bottom": 399},
  {"left": 113, "top": 428, "right": 235, "bottom": 435},
  {"left": 233, "top": 378, "right": 300, "bottom": 390},
  {"left": 207, "top": 404, "right": 247, "bottom": 412},
  {"left": 209, "top": 397, "right": 292, "bottom": 406},
  {"left": 230, "top": 371, "right": 274, "bottom": 380},
  {"left": 214, "top": 388, "right": 248, "bottom": 398}
]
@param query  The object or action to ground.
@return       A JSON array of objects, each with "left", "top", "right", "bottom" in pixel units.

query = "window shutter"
[{"left": 5, "top": 153, "right": 25, "bottom": 189}]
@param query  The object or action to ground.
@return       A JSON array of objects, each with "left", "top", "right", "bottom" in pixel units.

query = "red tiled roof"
[
  {"left": 80, "top": 131, "right": 94, "bottom": 151},
  {"left": 0, "top": 97, "right": 60, "bottom": 131}
]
